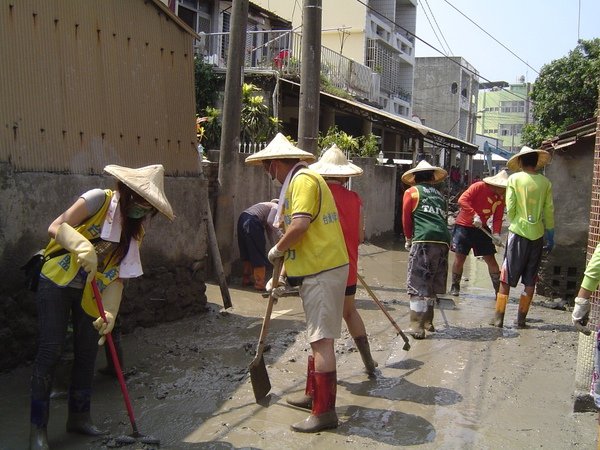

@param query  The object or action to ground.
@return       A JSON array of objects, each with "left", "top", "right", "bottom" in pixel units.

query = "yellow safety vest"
[{"left": 41, "top": 189, "right": 121, "bottom": 317}]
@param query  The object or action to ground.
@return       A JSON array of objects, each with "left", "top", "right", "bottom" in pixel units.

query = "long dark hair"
[{"left": 113, "top": 181, "right": 156, "bottom": 263}]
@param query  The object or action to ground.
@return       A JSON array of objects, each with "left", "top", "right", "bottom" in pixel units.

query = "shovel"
[
  {"left": 249, "top": 258, "right": 283, "bottom": 402},
  {"left": 90, "top": 280, "right": 160, "bottom": 446},
  {"left": 480, "top": 226, "right": 504, "bottom": 248},
  {"left": 357, "top": 273, "right": 410, "bottom": 351}
]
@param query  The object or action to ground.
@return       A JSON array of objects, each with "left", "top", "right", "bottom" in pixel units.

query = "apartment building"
[
  {"left": 253, "top": 0, "right": 417, "bottom": 118},
  {"left": 476, "top": 80, "right": 533, "bottom": 152}
]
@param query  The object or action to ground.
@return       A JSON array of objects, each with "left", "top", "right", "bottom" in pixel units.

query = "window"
[
  {"left": 500, "top": 101, "right": 525, "bottom": 113},
  {"left": 451, "top": 82, "right": 458, "bottom": 94}
]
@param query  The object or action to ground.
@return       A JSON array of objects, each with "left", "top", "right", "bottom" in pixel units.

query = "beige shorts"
[{"left": 300, "top": 264, "right": 348, "bottom": 343}]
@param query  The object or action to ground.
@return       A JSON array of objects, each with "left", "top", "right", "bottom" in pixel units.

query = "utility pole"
[
  {"left": 297, "top": 0, "right": 322, "bottom": 154},
  {"left": 214, "top": 0, "right": 248, "bottom": 276}
]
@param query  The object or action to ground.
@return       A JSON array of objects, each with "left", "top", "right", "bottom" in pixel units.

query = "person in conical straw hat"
[
  {"left": 28, "top": 164, "right": 173, "bottom": 449},
  {"left": 491, "top": 146, "right": 555, "bottom": 329},
  {"left": 246, "top": 133, "right": 349, "bottom": 433},
  {"left": 401, "top": 159, "right": 450, "bottom": 339},
  {"left": 449, "top": 169, "right": 509, "bottom": 299},
  {"left": 309, "top": 145, "right": 377, "bottom": 378}
]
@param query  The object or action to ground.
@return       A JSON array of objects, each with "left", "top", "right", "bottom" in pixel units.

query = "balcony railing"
[{"left": 194, "top": 30, "right": 379, "bottom": 102}]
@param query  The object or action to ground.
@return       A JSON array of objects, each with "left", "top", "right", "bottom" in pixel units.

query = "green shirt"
[
  {"left": 412, "top": 184, "right": 451, "bottom": 245},
  {"left": 506, "top": 171, "right": 554, "bottom": 240}
]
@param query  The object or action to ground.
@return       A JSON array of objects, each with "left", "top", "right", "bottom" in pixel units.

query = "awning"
[{"left": 280, "top": 78, "right": 479, "bottom": 155}]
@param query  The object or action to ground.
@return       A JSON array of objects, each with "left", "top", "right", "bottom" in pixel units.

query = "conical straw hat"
[
  {"left": 245, "top": 133, "right": 316, "bottom": 165},
  {"left": 507, "top": 146, "right": 551, "bottom": 172},
  {"left": 104, "top": 164, "right": 175, "bottom": 220},
  {"left": 309, "top": 144, "right": 363, "bottom": 177},
  {"left": 483, "top": 169, "right": 509, "bottom": 188},
  {"left": 401, "top": 160, "right": 447, "bottom": 186}
]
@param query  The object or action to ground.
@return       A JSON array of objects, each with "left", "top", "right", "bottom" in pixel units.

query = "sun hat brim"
[
  {"left": 401, "top": 160, "right": 447, "bottom": 185},
  {"left": 483, "top": 169, "right": 509, "bottom": 188},
  {"left": 245, "top": 133, "right": 316, "bottom": 166},
  {"left": 507, "top": 146, "right": 551, "bottom": 172},
  {"left": 104, "top": 164, "right": 175, "bottom": 221}
]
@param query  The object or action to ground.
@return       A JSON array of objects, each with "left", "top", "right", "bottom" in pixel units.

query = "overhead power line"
[
  {"left": 353, "top": 0, "right": 530, "bottom": 103},
  {"left": 441, "top": 0, "right": 539, "bottom": 75},
  {"left": 423, "top": 0, "right": 453, "bottom": 55},
  {"left": 419, "top": 1, "right": 449, "bottom": 55}
]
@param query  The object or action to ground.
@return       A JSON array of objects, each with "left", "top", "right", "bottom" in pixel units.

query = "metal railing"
[{"left": 194, "top": 30, "right": 378, "bottom": 102}]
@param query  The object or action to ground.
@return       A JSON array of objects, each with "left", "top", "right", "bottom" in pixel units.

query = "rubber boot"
[
  {"left": 423, "top": 303, "right": 435, "bottom": 332},
  {"left": 253, "top": 266, "right": 266, "bottom": 291},
  {"left": 515, "top": 293, "right": 533, "bottom": 328},
  {"left": 490, "top": 293, "right": 508, "bottom": 327},
  {"left": 242, "top": 261, "right": 253, "bottom": 286},
  {"left": 30, "top": 373, "right": 51, "bottom": 450},
  {"left": 490, "top": 272, "right": 501, "bottom": 295},
  {"left": 66, "top": 389, "right": 108, "bottom": 436},
  {"left": 449, "top": 272, "right": 461, "bottom": 296},
  {"left": 291, "top": 371, "right": 338, "bottom": 433},
  {"left": 408, "top": 310, "right": 426, "bottom": 340},
  {"left": 353, "top": 335, "right": 378, "bottom": 378},
  {"left": 98, "top": 326, "right": 124, "bottom": 378},
  {"left": 286, "top": 355, "right": 314, "bottom": 410},
  {"left": 29, "top": 400, "right": 50, "bottom": 450}
]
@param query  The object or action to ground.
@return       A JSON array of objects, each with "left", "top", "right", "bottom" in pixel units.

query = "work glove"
[
  {"left": 404, "top": 239, "right": 412, "bottom": 251},
  {"left": 492, "top": 233, "right": 503, "bottom": 247},
  {"left": 54, "top": 223, "right": 97, "bottom": 282},
  {"left": 93, "top": 281, "right": 124, "bottom": 346},
  {"left": 543, "top": 229, "right": 555, "bottom": 253},
  {"left": 268, "top": 245, "right": 285, "bottom": 263},
  {"left": 472, "top": 214, "right": 483, "bottom": 228},
  {"left": 266, "top": 275, "right": 288, "bottom": 292},
  {"left": 572, "top": 296, "right": 591, "bottom": 326}
]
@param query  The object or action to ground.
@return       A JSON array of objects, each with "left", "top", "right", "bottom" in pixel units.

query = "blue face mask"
[{"left": 127, "top": 203, "right": 153, "bottom": 219}]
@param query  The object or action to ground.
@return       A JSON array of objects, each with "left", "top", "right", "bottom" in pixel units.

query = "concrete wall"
[
  {"left": 537, "top": 142, "right": 594, "bottom": 299},
  {"left": 205, "top": 153, "right": 398, "bottom": 273},
  {"left": 0, "top": 164, "right": 209, "bottom": 370}
]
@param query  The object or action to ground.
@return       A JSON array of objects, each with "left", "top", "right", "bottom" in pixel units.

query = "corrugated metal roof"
[
  {"left": 280, "top": 78, "right": 478, "bottom": 154},
  {"left": 0, "top": 0, "right": 199, "bottom": 175}
]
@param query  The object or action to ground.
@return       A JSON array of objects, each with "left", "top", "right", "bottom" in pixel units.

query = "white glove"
[
  {"left": 572, "top": 297, "right": 591, "bottom": 325},
  {"left": 472, "top": 214, "right": 483, "bottom": 228},
  {"left": 266, "top": 275, "right": 287, "bottom": 291},
  {"left": 268, "top": 245, "right": 284, "bottom": 263},
  {"left": 270, "top": 285, "right": 288, "bottom": 299},
  {"left": 405, "top": 239, "right": 412, "bottom": 251},
  {"left": 492, "top": 233, "right": 503, "bottom": 247}
]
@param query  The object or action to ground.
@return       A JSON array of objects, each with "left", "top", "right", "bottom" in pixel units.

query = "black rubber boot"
[
  {"left": 449, "top": 272, "right": 461, "bottom": 296},
  {"left": 490, "top": 272, "right": 501, "bottom": 295},
  {"left": 353, "top": 335, "right": 378, "bottom": 378},
  {"left": 66, "top": 389, "right": 108, "bottom": 436},
  {"left": 30, "top": 374, "right": 51, "bottom": 450}
]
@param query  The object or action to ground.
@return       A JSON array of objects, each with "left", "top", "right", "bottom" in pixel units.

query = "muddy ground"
[{"left": 1, "top": 238, "right": 598, "bottom": 449}]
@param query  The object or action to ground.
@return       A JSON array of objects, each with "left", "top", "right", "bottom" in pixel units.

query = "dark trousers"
[
  {"left": 237, "top": 212, "right": 271, "bottom": 268},
  {"left": 30, "top": 278, "right": 99, "bottom": 425}
]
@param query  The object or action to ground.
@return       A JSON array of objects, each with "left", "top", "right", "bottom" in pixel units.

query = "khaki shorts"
[{"left": 300, "top": 265, "right": 348, "bottom": 343}]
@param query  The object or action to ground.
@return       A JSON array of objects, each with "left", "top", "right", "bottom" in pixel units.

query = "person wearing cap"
[
  {"left": 237, "top": 199, "right": 282, "bottom": 290},
  {"left": 401, "top": 160, "right": 451, "bottom": 339},
  {"left": 246, "top": 133, "right": 349, "bottom": 433},
  {"left": 491, "top": 146, "right": 555, "bottom": 328},
  {"left": 449, "top": 170, "right": 508, "bottom": 296},
  {"left": 28, "top": 164, "right": 174, "bottom": 450},
  {"left": 309, "top": 145, "right": 378, "bottom": 378}
]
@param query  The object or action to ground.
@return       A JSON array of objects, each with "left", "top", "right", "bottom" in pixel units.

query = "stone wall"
[{"left": 0, "top": 164, "right": 209, "bottom": 371}]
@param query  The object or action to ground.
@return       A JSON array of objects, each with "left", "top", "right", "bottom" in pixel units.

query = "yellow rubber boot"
[
  {"left": 515, "top": 293, "right": 532, "bottom": 328},
  {"left": 490, "top": 293, "right": 508, "bottom": 327}
]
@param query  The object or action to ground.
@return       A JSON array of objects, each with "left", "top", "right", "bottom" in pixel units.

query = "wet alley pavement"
[{"left": 1, "top": 238, "right": 598, "bottom": 449}]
